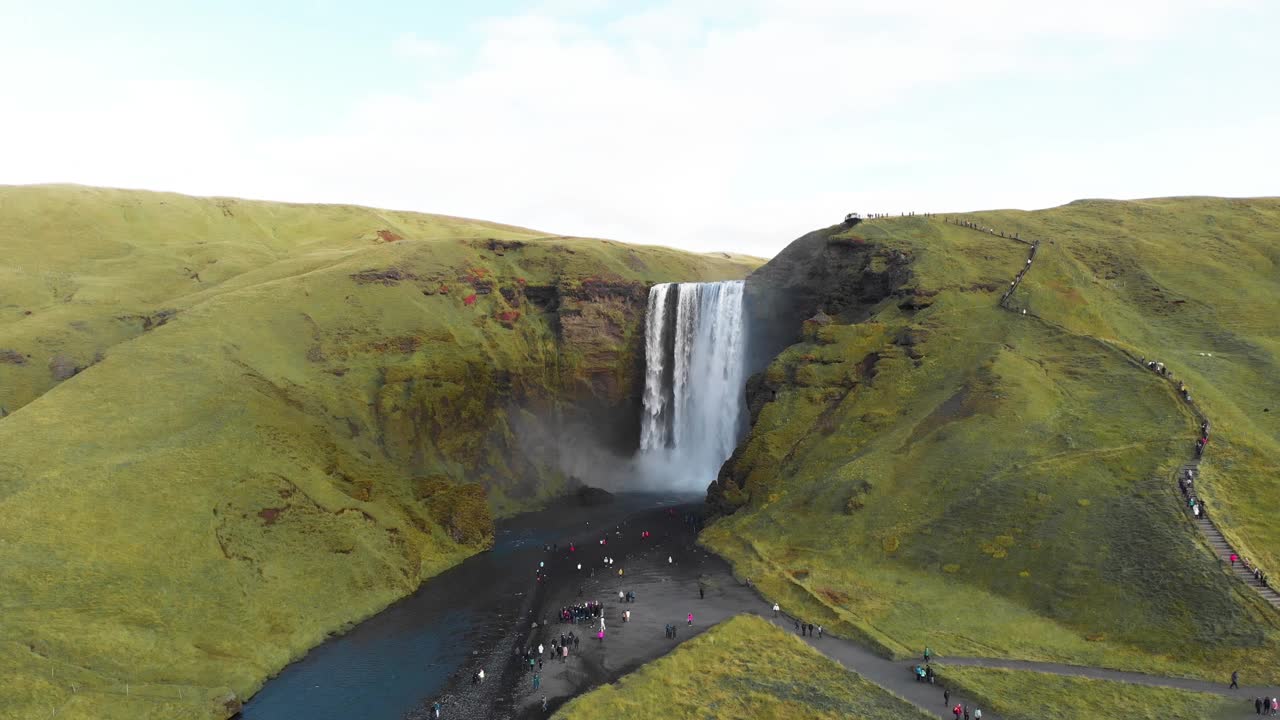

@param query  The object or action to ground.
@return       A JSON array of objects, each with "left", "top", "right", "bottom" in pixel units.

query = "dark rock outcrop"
[
  {"left": 743, "top": 225, "right": 911, "bottom": 375},
  {"left": 572, "top": 484, "right": 615, "bottom": 507},
  {"left": 709, "top": 225, "right": 913, "bottom": 516}
]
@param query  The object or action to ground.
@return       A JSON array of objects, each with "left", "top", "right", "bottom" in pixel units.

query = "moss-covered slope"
[
  {"left": 706, "top": 198, "right": 1280, "bottom": 683},
  {"left": 0, "top": 185, "right": 760, "bottom": 719}
]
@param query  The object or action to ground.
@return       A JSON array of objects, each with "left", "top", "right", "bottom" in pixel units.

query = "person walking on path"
[
  {"left": 532, "top": 673, "right": 541, "bottom": 690},
  {"left": 687, "top": 612, "right": 694, "bottom": 626},
  {"left": 1231, "top": 670, "right": 1240, "bottom": 689},
  {"left": 974, "top": 709, "right": 982, "bottom": 719},
  {"left": 432, "top": 700, "right": 442, "bottom": 718},
  {"left": 943, "top": 687, "right": 950, "bottom": 706},
  {"left": 773, "top": 602, "right": 780, "bottom": 617},
  {"left": 541, "top": 696, "right": 548, "bottom": 712},
  {"left": 817, "top": 625, "right": 823, "bottom": 639},
  {"left": 924, "top": 647, "right": 932, "bottom": 663}
]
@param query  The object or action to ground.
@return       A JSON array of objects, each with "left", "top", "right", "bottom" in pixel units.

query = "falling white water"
[
  {"left": 638, "top": 281, "right": 747, "bottom": 490},
  {"left": 640, "top": 283, "right": 672, "bottom": 451}
]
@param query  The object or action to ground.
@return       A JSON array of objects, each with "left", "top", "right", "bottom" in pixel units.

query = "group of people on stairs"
[{"left": 1142, "top": 355, "right": 1275, "bottom": 599}]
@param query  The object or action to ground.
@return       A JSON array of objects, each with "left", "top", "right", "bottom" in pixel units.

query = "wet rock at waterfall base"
[{"left": 572, "top": 485, "right": 615, "bottom": 507}]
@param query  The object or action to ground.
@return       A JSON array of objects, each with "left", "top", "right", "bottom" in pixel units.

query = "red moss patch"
[
  {"left": 497, "top": 310, "right": 521, "bottom": 328},
  {"left": 375, "top": 229, "right": 403, "bottom": 243},
  {"left": 463, "top": 294, "right": 478, "bottom": 306},
  {"left": 461, "top": 267, "right": 490, "bottom": 285},
  {"left": 257, "top": 507, "right": 286, "bottom": 525}
]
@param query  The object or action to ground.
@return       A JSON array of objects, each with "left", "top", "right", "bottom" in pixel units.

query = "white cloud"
[
  {"left": 391, "top": 32, "right": 454, "bottom": 60},
  {"left": 0, "top": 1, "right": 1274, "bottom": 257}
]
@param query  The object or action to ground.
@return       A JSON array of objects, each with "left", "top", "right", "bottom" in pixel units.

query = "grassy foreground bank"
[
  {"left": 935, "top": 665, "right": 1243, "bottom": 720},
  {"left": 553, "top": 614, "right": 930, "bottom": 719}
]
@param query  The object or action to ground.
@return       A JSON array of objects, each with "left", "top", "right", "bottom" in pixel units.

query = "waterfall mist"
[{"left": 638, "top": 281, "right": 747, "bottom": 492}]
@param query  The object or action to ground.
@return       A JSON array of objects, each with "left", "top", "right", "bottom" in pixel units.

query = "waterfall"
[
  {"left": 638, "top": 281, "right": 747, "bottom": 490},
  {"left": 640, "top": 283, "right": 673, "bottom": 451}
]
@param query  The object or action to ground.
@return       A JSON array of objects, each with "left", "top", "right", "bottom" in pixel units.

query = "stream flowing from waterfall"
[
  {"left": 241, "top": 280, "right": 751, "bottom": 719},
  {"left": 638, "top": 281, "right": 747, "bottom": 491}
]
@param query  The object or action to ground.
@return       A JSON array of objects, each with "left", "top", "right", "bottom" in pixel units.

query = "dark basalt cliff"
[{"left": 710, "top": 225, "right": 913, "bottom": 517}]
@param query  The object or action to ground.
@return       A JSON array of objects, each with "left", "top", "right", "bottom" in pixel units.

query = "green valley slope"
[
  {"left": 0, "top": 185, "right": 760, "bottom": 720},
  {"left": 706, "top": 198, "right": 1280, "bottom": 684}
]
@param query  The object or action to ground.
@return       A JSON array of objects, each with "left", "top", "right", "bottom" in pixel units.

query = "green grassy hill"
[
  {"left": 706, "top": 198, "right": 1280, "bottom": 683},
  {"left": 0, "top": 185, "right": 760, "bottom": 720},
  {"left": 553, "top": 615, "right": 931, "bottom": 720}
]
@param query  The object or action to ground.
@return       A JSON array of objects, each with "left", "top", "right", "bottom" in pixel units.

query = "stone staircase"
[{"left": 1182, "top": 463, "right": 1280, "bottom": 608}]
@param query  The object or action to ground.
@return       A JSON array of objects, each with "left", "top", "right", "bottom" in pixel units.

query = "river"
[{"left": 237, "top": 492, "right": 699, "bottom": 720}]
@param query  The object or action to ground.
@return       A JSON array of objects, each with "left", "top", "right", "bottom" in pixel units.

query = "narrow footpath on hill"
[{"left": 946, "top": 214, "right": 1278, "bottom": 610}]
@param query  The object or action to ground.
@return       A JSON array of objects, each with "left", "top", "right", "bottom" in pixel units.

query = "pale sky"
[{"left": 2, "top": 1, "right": 1276, "bottom": 257}]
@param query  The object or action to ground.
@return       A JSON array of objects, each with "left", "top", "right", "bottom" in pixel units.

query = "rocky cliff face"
[
  {"left": 743, "top": 224, "right": 914, "bottom": 374},
  {"left": 708, "top": 224, "right": 913, "bottom": 516},
  {"left": 368, "top": 272, "right": 656, "bottom": 510}
]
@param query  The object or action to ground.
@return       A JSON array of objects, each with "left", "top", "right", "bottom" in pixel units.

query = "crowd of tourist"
[
  {"left": 946, "top": 216, "right": 1024, "bottom": 242},
  {"left": 558, "top": 601, "right": 603, "bottom": 625}
]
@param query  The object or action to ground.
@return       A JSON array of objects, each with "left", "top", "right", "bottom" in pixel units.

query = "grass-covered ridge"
[
  {"left": 706, "top": 197, "right": 1280, "bottom": 682},
  {"left": 0, "top": 185, "right": 760, "bottom": 719},
  {"left": 935, "top": 665, "right": 1240, "bottom": 720},
  {"left": 552, "top": 614, "right": 931, "bottom": 720}
]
